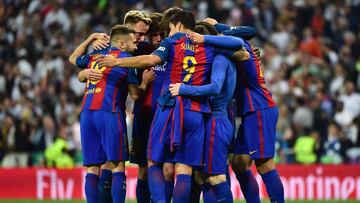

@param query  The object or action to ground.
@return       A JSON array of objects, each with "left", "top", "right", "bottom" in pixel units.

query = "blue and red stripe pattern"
[
  {"left": 234, "top": 40, "right": 277, "bottom": 116},
  {"left": 153, "top": 32, "right": 215, "bottom": 113},
  {"left": 76, "top": 47, "right": 130, "bottom": 113}
]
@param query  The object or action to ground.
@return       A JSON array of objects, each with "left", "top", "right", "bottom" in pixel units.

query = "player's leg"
[
  {"left": 232, "top": 114, "right": 260, "bottom": 203},
  {"left": 202, "top": 116, "right": 233, "bottom": 203},
  {"left": 147, "top": 108, "right": 173, "bottom": 203},
  {"left": 131, "top": 113, "right": 152, "bottom": 203},
  {"left": 251, "top": 107, "right": 284, "bottom": 203},
  {"left": 136, "top": 164, "right": 151, "bottom": 203},
  {"left": 80, "top": 110, "right": 106, "bottom": 203},
  {"left": 189, "top": 170, "right": 201, "bottom": 203},
  {"left": 100, "top": 111, "right": 129, "bottom": 203},
  {"left": 163, "top": 162, "right": 175, "bottom": 203},
  {"left": 98, "top": 162, "right": 113, "bottom": 203},
  {"left": 109, "top": 161, "right": 126, "bottom": 203},
  {"left": 173, "top": 110, "right": 205, "bottom": 203}
]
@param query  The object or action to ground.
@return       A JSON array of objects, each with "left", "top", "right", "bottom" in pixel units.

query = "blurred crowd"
[{"left": 1, "top": 0, "right": 360, "bottom": 168}]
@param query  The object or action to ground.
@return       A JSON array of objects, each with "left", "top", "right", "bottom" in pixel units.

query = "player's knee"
[
  {"left": 86, "top": 165, "right": 100, "bottom": 175},
  {"left": 147, "top": 159, "right": 157, "bottom": 167},
  {"left": 163, "top": 163, "right": 175, "bottom": 181},
  {"left": 101, "top": 162, "right": 114, "bottom": 171},
  {"left": 175, "top": 163, "right": 192, "bottom": 175},
  {"left": 194, "top": 171, "right": 207, "bottom": 185},
  {"left": 254, "top": 158, "right": 275, "bottom": 174},
  {"left": 231, "top": 154, "right": 252, "bottom": 173},
  {"left": 110, "top": 161, "right": 125, "bottom": 173},
  {"left": 138, "top": 165, "right": 148, "bottom": 180},
  {"left": 208, "top": 174, "right": 226, "bottom": 186}
]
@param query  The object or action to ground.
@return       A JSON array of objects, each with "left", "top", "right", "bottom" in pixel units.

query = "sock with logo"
[
  {"left": 112, "top": 172, "right": 126, "bottom": 203},
  {"left": 213, "top": 181, "right": 233, "bottom": 203},
  {"left": 200, "top": 182, "right": 217, "bottom": 203},
  {"left": 260, "top": 169, "right": 284, "bottom": 203},
  {"left": 98, "top": 169, "right": 112, "bottom": 203}
]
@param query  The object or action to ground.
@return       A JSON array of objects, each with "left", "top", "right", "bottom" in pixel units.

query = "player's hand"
[
  {"left": 202, "top": 18, "right": 218, "bottom": 25},
  {"left": 96, "top": 55, "right": 119, "bottom": 67},
  {"left": 234, "top": 47, "right": 250, "bottom": 61},
  {"left": 91, "top": 33, "right": 110, "bottom": 50},
  {"left": 142, "top": 69, "right": 156, "bottom": 84},
  {"left": 169, "top": 83, "right": 182, "bottom": 97},
  {"left": 86, "top": 69, "right": 103, "bottom": 81},
  {"left": 253, "top": 46, "right": 261, "bottom": 59},
  {"left": 190, "top": 32, "right": 204, "bottom": 44}
]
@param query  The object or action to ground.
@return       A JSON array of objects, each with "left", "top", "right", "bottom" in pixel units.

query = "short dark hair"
[
  {"left": 195, "top": 21, "right": 218, "bottom": 35},
  {"left": 159, "top": 7, "right": 183, "bottom": 32},
  {"left": 169, "top": 10, "right": 195, "bottom": 31},
  {"left": 110, "top": 25, "right": 135, "bottom": 42},
  {"left": 148, "top": 12, "right": 164, "bottom": 34}
]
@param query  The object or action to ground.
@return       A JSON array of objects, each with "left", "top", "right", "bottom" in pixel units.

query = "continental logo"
[
  {"left": 181, "top": 43, "right": 198, "bottom": 52},
  {"left": 86, "top": 87, "right": 102, "bottom": 94}
]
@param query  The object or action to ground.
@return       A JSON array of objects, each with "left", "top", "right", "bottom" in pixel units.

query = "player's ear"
[{"left": 119, "top": 40, "right": 125, "bottom": 49}]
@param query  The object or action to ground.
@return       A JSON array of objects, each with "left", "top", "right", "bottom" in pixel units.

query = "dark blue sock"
[
  {"left": 85, "top": 173, "right": 99, "bottom": 203},
  {"left": 225, "top": 165, "right": 231, "bottom": 187},
  {"left": 165, "top": 180, "right": 174, "bottom": 203},
  {"left": 260, "top": 169, "right": 285, "bottom": 203},
  {"left": 98, "top": 169, "right": 112, "bottom": 203},
  {"left": 172, "top": 174, "right": 191, "bottom": 203},
  {"left": 200, "top": 183, "right": 217, "bottom": 203},
  {"left": 111, "top": 172, "right": 126, "bottom": 203},
  {"left": 136, "top": 179, "right": 151, "bottom": 203},
  {"left": 189, "top": 175, "right": 201, "bottom": 203},
  {"left": 213, "top": 182, "right": 233, "bottom": 203},
  {"left": 148, "top": 165, "right": 166, "bottom": 203},
  {"left": 236, "top": 170, "right": 261, "bottom": 203}
]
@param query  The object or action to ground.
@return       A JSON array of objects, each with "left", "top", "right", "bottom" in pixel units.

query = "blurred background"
[{"left": 0, "top": 0, "right": 360, "bottom": 201}]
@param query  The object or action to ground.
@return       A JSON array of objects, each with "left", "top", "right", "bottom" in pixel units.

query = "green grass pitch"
[{"left": 0, "top": 201, "right": 358, "bottom": 203}]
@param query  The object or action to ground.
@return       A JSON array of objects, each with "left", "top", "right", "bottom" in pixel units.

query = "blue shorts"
[
  {"left": 201, "top": 114, "right": 233, "bottom": 175},
  {"left": 233, "top": 107, "right": 278, "bottom": 159},
  {"left": 147, "top": 108, "right": 174, "bottom": 163},
  {"left": 130, "top": 112, "right": 154, "bottom": 166},
  {"left": 173, "top": 110, "right": 205, "bottom": 167},
  {"left": 80, "top": 110, "right": 128, "bottom": 166}
]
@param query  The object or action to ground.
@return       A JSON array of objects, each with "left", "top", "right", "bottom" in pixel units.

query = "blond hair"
[{"left": 124, "top": 10, "right": 152, "bottom": 25}]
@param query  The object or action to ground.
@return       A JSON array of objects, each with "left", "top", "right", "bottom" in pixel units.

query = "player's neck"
[{"left": 180, "top": 28, "right": 193, "bottom": 35}]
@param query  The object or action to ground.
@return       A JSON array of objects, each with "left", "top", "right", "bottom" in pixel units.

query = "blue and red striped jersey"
[
  {"left": 75, "top": 47, "right": 130, "bottom": 112},
  {"left": 153, "top": 32, "right": 216, "bottom": 113},
  {"left": 234, "top": 40, "right": 277, "bottom": 116},
  {"left": 127, "top": 42, "right": 167, "bottom": 114}
]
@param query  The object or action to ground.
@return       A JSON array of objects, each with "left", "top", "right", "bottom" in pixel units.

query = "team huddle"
[{"left": 69, "top": 7, "right": 284, "bottom": 203}]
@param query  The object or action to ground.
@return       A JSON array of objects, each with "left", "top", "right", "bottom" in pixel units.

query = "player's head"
[
  {"left": 124, "top": 10, "right": 152, "bottom": 43},
  {"left": 159, "top": 7, "right": 183, "bottom": 35},
  {"left": 195, "top": 21, "right": 218, "bottom": 35},
  {"left": 110, "top": 25, "right": 137, "bottom": 53},
  {"left": 148, "top": 12, "right": 165, "bottom": 47},
  {"left": 168, "top": 10, "right": 195, "bottom": 36}
]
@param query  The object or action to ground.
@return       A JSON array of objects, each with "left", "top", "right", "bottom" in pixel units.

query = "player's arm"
[
  {"left": 169, "top": 55, "right": 227, "bottom": 97},
  {"left": 127, "top": 69, "right": 155, "bottom": 100},
  {"left": 190, "top": 33, "right": 244, "bottom": 50},
  {"left": 97, "top": 39, "right": 170, "bottom": 69},
  {"left": 69, "top": 33, "right": 109, "bottom": 65}
]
